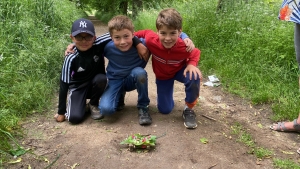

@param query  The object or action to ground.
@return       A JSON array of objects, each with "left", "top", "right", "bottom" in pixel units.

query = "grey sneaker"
[
  {"left": 89, "top": 103, "right": 104, "bottom": 120},
  {"left": 182, "top": 108, "right": 197, "bottom": 129},
  {"left": 138, "top": 107, "right": 152, "bottom": 125}
]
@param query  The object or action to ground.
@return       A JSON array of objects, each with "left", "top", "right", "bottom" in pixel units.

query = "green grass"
[
  {"left": 274, "top": 158, "right": 300, "bottom": 169},
  {"left": 231, "top": 123, "right": 273, "bottom": 159},
  {"left": 230, "top": 123, "right": 300, "bottom": 168},
  {"left": 0, "top": 0, "right": 86, "bottom": 163}
]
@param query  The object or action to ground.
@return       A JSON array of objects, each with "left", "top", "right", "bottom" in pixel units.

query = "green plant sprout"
[
  {"left": 0, "top": 129, "right": 28, "bottom": 157},
  {"left": 120, "top": 134, "right": 157, "bottom": 151}
]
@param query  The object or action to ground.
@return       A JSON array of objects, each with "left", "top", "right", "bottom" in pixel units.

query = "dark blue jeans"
[
  {"left": 156, "top": 66, "right": 200, "bottom": 114},
  {"left": 99, "top": 67, "right": 150, "bottom": 115}
]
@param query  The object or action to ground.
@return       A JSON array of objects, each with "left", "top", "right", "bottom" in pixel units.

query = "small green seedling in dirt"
[
  {"left": 200, "top": 138, "right": 208, "bottom": 144},
  {"left": 120, "top": 133, "right": 157, "bottom": 152},
  {"left": 0, "top": 129, "right": 29, "bottom": 157}
]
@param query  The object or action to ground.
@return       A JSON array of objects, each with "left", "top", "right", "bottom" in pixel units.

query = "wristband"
[{"left": 132, "top": 36, "right": 142, "bottom": 47}]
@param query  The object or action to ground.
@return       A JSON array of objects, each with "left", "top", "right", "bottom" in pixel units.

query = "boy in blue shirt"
[{"left": 99, "top": 15, "right": 151, "bottom": 125}]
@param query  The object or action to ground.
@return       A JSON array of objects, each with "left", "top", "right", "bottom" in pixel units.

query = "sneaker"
[
  {"left": 182, "top": 108, "right": 197, "bottom": 129},
  {"left": 89, "top": 103, "right": 104, "bottom": 120},
  {"left": 138, "top": 107, "right": 152, "bottom": 125}
]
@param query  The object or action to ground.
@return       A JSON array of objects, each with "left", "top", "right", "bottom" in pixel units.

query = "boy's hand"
[
  {"left": 136, "top": 43, "right": 150, "bottom": 62},
  {"left": 65, "top": 44, "right": 76, "bottom": 56},
  {"left": 54, "top": 113, "right": 65, "bottom": 122},
  {"left": 183, "top": 64, "right": 203, "bottom": 80},
  {"left": 184, "top": 38, "right": 195, "bottom": 52}
]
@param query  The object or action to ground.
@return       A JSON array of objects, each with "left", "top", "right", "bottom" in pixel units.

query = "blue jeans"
[
  {"left": 99, "top": 67, "right": 149, "bottom": 115},
  {"left": 156, "top": 66, "right": 200, "bottom": 114}
]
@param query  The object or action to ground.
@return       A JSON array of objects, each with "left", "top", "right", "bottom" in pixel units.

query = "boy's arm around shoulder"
[
  {"left": 180, "top": 32, "right": 195, "bottom": 52},
  {"left": 184, "top": 47, "right": 202, "bottom": 80},
  {"left": 134, "top": 37, "right": 150, "bottom": 62},
  {"left": 187, "top": 47, "right": 201, "bottom": 66},
  {"left": 94, "top": 32, "right": 111, "bottom": 45},
  {"left": 134, "top": 29, "right": 154, "bottom": 38},
  {"left": 93, "top": 32, "right": 112, "bottom": 55},
  {"left": 65, "top": 32, "right": 111, "bottom": 55}
]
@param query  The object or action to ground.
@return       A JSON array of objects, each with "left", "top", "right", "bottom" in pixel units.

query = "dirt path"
[{"left": 8, "top": 17, "right": 300, "bottom": 169}]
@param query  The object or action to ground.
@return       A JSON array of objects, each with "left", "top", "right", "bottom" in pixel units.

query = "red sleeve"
[
  {"left": 187, "top": 48, "right": 201, "bottom": 66},
  {"left": 134, "top": 30, "right": 153, "bottom": 38}
]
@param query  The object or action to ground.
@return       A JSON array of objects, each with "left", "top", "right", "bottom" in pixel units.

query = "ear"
[
  {"left": 70, "top": 35, "right": 76, "bottom": 43},
  {"left": 178, "top": 29, "right": 182, "bottom": 37}
]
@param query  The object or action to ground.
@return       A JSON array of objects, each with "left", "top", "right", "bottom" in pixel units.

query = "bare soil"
[{"left": 5, "top": 17, "right": 300, "bottom": 169}]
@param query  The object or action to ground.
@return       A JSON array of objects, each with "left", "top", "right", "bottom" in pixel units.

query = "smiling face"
[
  {"left": 157, "top": 26, "right": 182, "bottom": 49},
  {"left": 111, "top": 28, "right": 134, "bottom": 52},
  {"left": 71, "top": 33, "right": 95, "bottom": 51}
]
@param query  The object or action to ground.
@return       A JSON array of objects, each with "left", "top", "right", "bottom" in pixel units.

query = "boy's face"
[
  {"left": 157, "top": 26, "right": 182, "bottom": 49},
  {"left": 70, "top": 33, "right": 95, "bottom": 51},
  {"left": 111, "top": 29, "right": 134, "bottom": 52}
]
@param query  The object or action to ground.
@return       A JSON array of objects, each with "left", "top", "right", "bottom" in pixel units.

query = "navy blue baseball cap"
[{"left": 71, "top": 18, "right": 95, "bottom": 36}]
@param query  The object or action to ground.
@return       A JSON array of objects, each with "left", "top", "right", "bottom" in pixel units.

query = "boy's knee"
[
  {"left": 99, "top": 105, "right": 115, "bottom": 115},
  {"left": 94, "top": 74, "right": 107, "bottom": 85},
  {"left": 158, "top": 107, "right": 172, "bottom": 114},
  {"left": 68, "top": 115, "right": 84, "bottom": 124},
  {"left": 134, "top": 67, "right": 147, "bottom": 76},
  {"left": 185, "top": 72, "right": 200, "bottom": 81}
]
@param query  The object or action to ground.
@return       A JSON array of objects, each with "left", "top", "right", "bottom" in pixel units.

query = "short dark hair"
[{"left": 156, "top": 8, "right": 182, "bottom": 30}]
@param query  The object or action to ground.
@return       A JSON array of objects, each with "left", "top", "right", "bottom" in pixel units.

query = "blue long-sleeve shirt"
[{"left": 104, "top": 38, "right": 147, "bottom": 80}]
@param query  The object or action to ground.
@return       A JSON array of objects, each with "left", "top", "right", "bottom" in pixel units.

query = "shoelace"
[
  {"left": 184, "top": 110, "right": 196, "bottom": 117},
  {"left": 141, "top": 112, "right": 150, "bottom": 118}
]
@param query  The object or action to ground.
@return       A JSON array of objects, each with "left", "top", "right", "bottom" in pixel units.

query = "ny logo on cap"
[{"left": 79, "top": 21, "right": 87, "bottom": 28}]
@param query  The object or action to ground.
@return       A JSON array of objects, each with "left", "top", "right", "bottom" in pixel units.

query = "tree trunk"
[
  {"left": 132, "top": 0, "right": 143, "bottom": 19},
  {"left": 120, "top": 1, "right": 128, "bottom": 15}
]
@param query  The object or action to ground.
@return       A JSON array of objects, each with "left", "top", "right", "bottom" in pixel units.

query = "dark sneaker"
[
  {"left": 182, "top": 108, "right": 197, "bottom": 129},
  {"left": 138, "top": 107, "right": 152, "bottom": 125},
  {"left": 89, "top": 103, "right": 104, "bottom": 120}
]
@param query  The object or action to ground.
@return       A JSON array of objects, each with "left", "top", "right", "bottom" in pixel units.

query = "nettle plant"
[{"left": 120, "top": 134, "right": 157, "bottom": 151}]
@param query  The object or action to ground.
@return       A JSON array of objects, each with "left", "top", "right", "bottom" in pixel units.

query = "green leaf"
[
  {"left": 9, "top": 147, "right": 28, "bottom": 157},
  {"left": 120, "top": 134, "right": 157, "bottom": 146},
  {"left": 200, "top": 138, "right": 208, "bottom": 144}
]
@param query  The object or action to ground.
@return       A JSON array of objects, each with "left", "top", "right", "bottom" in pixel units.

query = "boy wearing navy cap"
[{"left": 54, "top": 18, "right": 109, "bottom": 124}]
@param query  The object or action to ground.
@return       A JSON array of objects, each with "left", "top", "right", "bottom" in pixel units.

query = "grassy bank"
[{"left": 0, "top": 0, "right": 85, "bottom": 163}]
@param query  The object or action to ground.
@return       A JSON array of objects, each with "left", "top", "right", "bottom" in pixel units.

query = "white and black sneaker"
[{"left": 182, "top": 108, "right": 197, "bottom": 129}]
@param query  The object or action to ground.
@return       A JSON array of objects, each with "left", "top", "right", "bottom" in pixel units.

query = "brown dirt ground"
[{"left": 4, "top": 17, "right": 300, "bottom": 169}]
